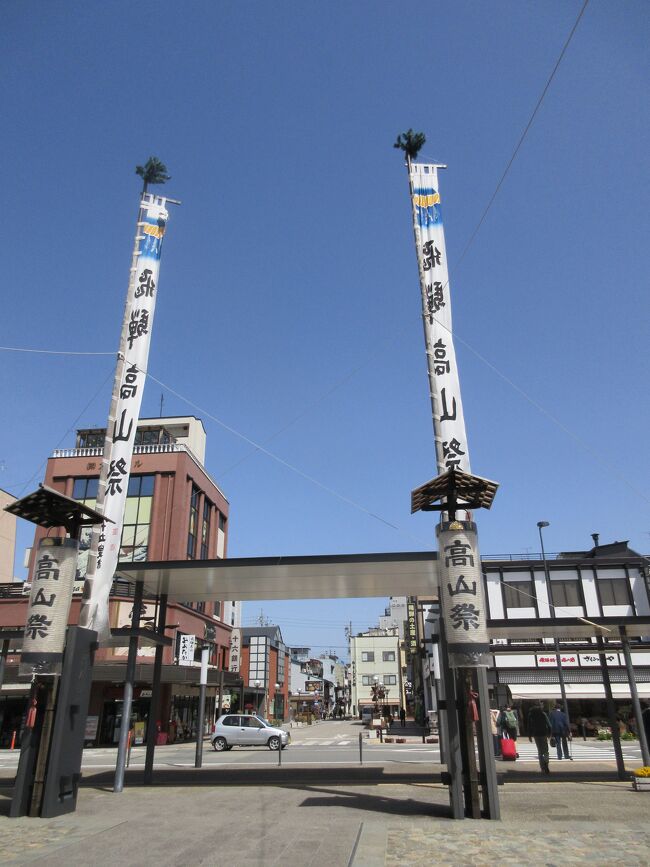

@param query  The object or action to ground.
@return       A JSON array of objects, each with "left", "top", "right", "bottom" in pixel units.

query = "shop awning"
[{"left": 507, "top": 683, "right": 650, "bottom": 700}]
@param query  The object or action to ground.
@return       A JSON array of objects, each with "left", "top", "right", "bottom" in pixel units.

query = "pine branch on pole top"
[
  {"left": 135, "top": 156, "right": 171, "bottom": 194},
  {"left": 393, "top": 129, "right": 426, "bottom": 161}
]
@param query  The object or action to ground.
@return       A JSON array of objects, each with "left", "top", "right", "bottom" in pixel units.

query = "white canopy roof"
[{"left": 117, "top": 551, "right": 439, "bottom": 602}]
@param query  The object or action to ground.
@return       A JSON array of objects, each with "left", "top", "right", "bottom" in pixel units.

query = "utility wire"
[
  {"left": 16, "top": 365, "right": 114, "bottom": 497},
  {"left": 142, "top": 368, "right": 428, "bottom": 544},
  {"left": 0, "top": 345, "right": 113, "bottom": 356},
  {"left": 454, "top": 0, "right": 591, "bottom": 269}
]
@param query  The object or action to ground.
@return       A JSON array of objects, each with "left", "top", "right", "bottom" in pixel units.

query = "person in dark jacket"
[
  {"left": 527, "top": 701, "right": 552, "bottom": 774},
  {"left": 549, "top": 703, "right": 571, "bottom": 760}
]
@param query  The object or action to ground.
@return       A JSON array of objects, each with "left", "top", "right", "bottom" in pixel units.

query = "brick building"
[
  {"left": 0, "top": 416, "right": 243, "bottom": 746},
  {"left": 239, "top": 626, "right": 290, "bottom": 721}
]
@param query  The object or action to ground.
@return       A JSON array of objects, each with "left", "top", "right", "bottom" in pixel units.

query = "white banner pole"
[{"left": 79, "top": 191, "right": 171, "bottom": 640}]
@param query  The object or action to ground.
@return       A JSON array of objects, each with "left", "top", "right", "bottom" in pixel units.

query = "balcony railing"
[{"left": 52, "top": 443, "right": 193, "bottom": 459}]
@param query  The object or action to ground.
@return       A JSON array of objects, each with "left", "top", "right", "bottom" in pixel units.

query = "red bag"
[{"left": 500, "top": 737, "right": 517, "bottom": 761}]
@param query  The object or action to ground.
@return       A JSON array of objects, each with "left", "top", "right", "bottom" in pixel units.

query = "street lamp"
[
  {"left": 274, "top": 682, "right": 280, "bottom": 720},
  {"left": 537, "top": 521, "right": 572, "bottom": 758}
]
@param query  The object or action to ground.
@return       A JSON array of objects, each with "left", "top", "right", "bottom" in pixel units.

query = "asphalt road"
[{"left": 0, "top": 718, "right": 642, "bottom": 773}]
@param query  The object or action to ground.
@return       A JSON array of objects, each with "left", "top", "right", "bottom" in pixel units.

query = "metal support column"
[
  {"left": 439, "top": 621, "right": 464, "bottom": 819},
  {"left": 457, "top": 669, "right": 481, "bottom": 819},
  {"left": 620, "top": 625, "right": 650, "bottom": 766},
  {"left": 0, "top": 639, "right": 9, "bottom": 691},
  {"left": 217, "top": 668, "right": 225, "bottom": 718},
  {"left": 114, "top": 580, "right": 143, "bottom": 793},
  {"left": 144, "top": 593, "right": 167, "bottom": 785},
  {"left": 474, "top": 667, "right": 500, "bottom": 819},
  {"left": 597, "top": 635, "right": 626, "bottom": 780},
  {"left": 195, "top": 644, "right": 209, "bottom": 768}
]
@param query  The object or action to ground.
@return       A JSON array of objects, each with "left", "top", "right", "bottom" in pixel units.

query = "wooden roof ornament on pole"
[{"left": 78, "top": 157, "right": 178, "bottom": 642}]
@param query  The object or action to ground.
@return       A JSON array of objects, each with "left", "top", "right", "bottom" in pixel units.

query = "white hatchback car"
[{"left": 211, "top": 714, "right": 290, "bottom": 751}]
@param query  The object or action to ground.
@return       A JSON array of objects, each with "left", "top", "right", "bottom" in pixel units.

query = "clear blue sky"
[{"left": 1, "top": 1, "right": 648, "bottom": 655}]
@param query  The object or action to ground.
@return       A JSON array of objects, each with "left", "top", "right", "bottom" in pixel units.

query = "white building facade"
[{"left": 349, "top": 629, "right": 401, "bottom": 717}]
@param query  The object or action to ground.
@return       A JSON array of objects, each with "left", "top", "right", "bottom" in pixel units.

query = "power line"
[
  {"left": 17, "top": 365, "right": 115, "bottom": 497},
  {"left": 454, "top": 0, "right": 591, "bottom": 270},
  {"left": 143, "top": 368, "right": 429, "bottom": 545},
  {"left": 0, "top": 345, "right": 113, "bottom": 356}
]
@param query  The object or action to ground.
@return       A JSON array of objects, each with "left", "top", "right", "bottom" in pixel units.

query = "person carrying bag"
[{"left": 549, "top": 702, "right": 572, "bottom": 760}]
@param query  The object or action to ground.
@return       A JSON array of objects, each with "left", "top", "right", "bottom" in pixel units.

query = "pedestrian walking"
[
  {"left": 498, "top": 704, "right": 519, "bottom": 741},
  {"left": 549, "top": 702, "right": 571, "bottom": 760},
  {"left": 527, "top": 701, "right": 552, "bottom": 774},
  {"left": 399, "top": 706, "right": 406, "bottom": 728}
]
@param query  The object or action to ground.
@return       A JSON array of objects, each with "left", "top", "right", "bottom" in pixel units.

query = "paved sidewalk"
[{"left": 0, "top": 769, "right": 649, "bottom": 865}]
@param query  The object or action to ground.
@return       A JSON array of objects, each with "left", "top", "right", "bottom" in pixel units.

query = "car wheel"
[
  {"left": 213, "top": 737, "right": 227, "bottom": 752},
  {"left": 268, "top": 736, "right": 281, "bottom": 751}
]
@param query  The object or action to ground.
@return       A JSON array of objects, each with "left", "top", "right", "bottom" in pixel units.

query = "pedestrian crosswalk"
[
  {"left": 291, "top": 739, "right": 352, "bottom": 747},
  {"left": 498, "top": 742, "right": 641, "bottom": 763}
]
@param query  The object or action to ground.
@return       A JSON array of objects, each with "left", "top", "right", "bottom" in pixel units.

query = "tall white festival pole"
[
  {"left": 398, "top": 132, "right": 498, "bottom": 819},
  {"left": 79, "top": 166, "right": 178, "bottom": 642},
  {"left": 78, "top": 192, "right": 148, "bottom": 632}
]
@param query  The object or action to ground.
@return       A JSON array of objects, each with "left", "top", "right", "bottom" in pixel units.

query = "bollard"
[
  {"left": 379, "top": 727, "right": 383, "bottom": 743},
  {"left": 359, "top": 732, "right": 363, "bottom": 765},
  {"left": 10, "top": 730, "right": 16, "bottom": 750},
  {"left": 278, "top": 743, "right": 282, "bottom": 766},
  {"left": 126, "top": 730, "right": 133, "bottom": 768}
]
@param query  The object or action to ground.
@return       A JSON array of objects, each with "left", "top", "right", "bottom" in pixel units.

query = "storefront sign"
[
  {"left": 20, "top": 538, "right": 79, "bottom": 676},
  {"left": 537, "top": 654, "right": 579, "bottom": 668},
  {"left": 178, "top": 633, "right": 196, "bottom": 664},
  {"left": 229, "top": 628, "right": 241, "bottom": 672},
  {"left": 579, "top": 652, "right": 619, "bottom": 667},
  {"left": 406, "top": 600, "right": 418, "bottom": 655},
  {"left": 84, "top": 715, "right": 99, "bottom": 742},
  {"left": 436, "top": 521, "right": 489, "bottom": 666},
  {"left": 113, "top": 601, "right": 156, "bottom": 657}
]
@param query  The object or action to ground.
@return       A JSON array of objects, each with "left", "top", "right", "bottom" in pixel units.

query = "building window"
[
  {"left": 218, "top": 513, "right": 227, "bottom": 532},
  {"left": 277, "top": 642, "right": 286, "bottom": 685},
  {"left": 120, "top": 475, "right": 154, "bottom": 563},
  {"left": 384, "top": 675, "right": 397, "bottom": 685},
  {"left": 134, "top": 427, "right": 172, "bottom": 446},
  {"left": 503, "top": 579, "right": 535, "bottom": 609},
  {"left": 213, "top": 601, "right": 221, "bottom": 618},
  {"left": 76, "top": 431, "right": 105, "bottom": 449},
  {"left": 200, "top": 499, "right": 212, "bottom": 559},
  {"left": 72, "top": 477, "right": 99, "bottom": 501},
  {"left": 361, "top": 652, "right": 375, "bottom": 663},
  {"left": 549, "top": 579, "right": 582, "bottom": 610},
  {"left": 382, "top": 651, "right": 395, "bottom": 662},
  {"left": 249, "top": 635, "right": 269, "bottom": 686},
  {"left": 598, "top": 576, "right": 631, "bottom": 606},
  {"left": 73, "top": 474, "right": 154, "bottom": 575},
  {"left": 187, "top": 484, "right": 200, "bottom": 559},
  {"left": 361, "top": 675, "right": 374, "bottom": 686}
]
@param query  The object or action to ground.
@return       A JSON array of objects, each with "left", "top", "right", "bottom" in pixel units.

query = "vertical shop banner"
[
  {"left": 20, "top": 538, "right": 79, "bottom": 676},
  {"left": 406, "top": 600, "right": 418, "bottom": 657},
  {"left": 84, "top": 197, "right": 169, "bottom": 641},
  {"left": 229, "top": 628, "right": 241, "bottom": 672},
  {"left": 436, "top": 521, "right": 489, "bottom": 666},
  {"left": 409, "top": 163, "right": 470, "bottom": 476},
  {"left": 178, "top": 634, "right": 196, "bottom": 664}
]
